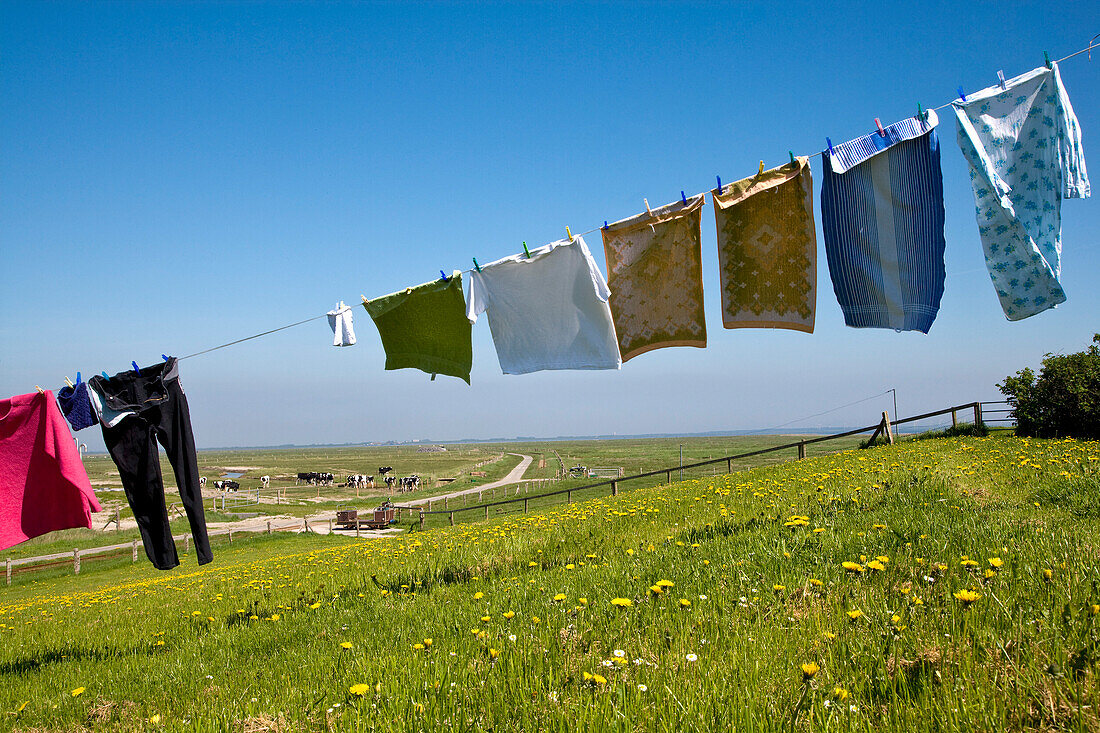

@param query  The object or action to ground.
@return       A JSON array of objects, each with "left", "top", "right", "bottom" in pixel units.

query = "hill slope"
[{"left": 2, "top": 435, "right": 1099, "bottom": 731}]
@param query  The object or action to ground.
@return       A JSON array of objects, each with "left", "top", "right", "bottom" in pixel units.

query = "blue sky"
[{"left": 2, "top": 2, "right": 1098, "bottom": 449}]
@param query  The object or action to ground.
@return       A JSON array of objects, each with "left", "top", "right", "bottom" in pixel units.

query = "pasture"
[{"left": 2, "top": 433, "right": 1098, "bottom": 731}]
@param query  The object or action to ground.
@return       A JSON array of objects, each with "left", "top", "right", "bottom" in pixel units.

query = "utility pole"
[
  {"left": 679, "top": 443, "right": 683, "bottom": 481},
  {"left": 889, "top": 389, "right": 897, "bottom": 421}
]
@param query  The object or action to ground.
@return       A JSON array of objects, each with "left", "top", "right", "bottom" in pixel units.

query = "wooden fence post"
[
  {"left": 797, "top": 442, "right": 806, "bottom": 460},
  {"left": 666, "top": 470, "right": 672, "bottom": 484},
  {"left": 883, "top": 411, "right": 895, "bottom": 445},
  {"left": 419, "top": 510, "right": 425, "bottom": 530},
  {"left": 973, "top": 402, "right": 983, "bottom": 427},
  {"left": 449, "top": 512, "right": 454, "bottom": 526},
  {"left": 484, "top": 505, "right": 489, "bottom": 520},
  {"left": 73, "top": 549, "right": 80, "bottom": 575},
  {"left": 951, "top": 409, "right": 958, "bottom": 428},
  {"left": 523, "top": 498, "right": 528, "bottom": 513},
  {"left": 567, "top": 490, "right": 571, "bottom": 504},
  {"left": 727, "top": 458, "right": 732, "bottom": 473},
  {"left": 132, "top": 540, "right": 138, "bottom": 562},
  {"left": 115, "top": 507, "right": 121, "bottom": 531},
  {"left": 229, "top": 530, "right": 234, "bottom": 543},
  {"left": 611, "top": 481, "right": 618, "bottom": 497},
  {"left": 183, "top": 535, "right": 190, "bottom": 554},
  {"left": 356, "top": 521, "right": 360, "bottom": 539},
  {"left": 328, "top": 519, "right": 333, "bottom": 534},
  {"left": 267, "top": 520, "right": 272, "bottom": 535},
  {"left": 6, "top": 558, "right": 11, "bottom": 586}
]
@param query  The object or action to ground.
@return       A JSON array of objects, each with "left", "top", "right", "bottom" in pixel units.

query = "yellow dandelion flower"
[
  {"left": 528, "top": 562, "right": 538, "bottom": 568},
  {"left": 891, "top": 614, "right": 901, "bottom": 624},
  {"left": 809, "top": 578, "right": 823, "bottom": 587},
  {"left": 875, "top": 556, "right": 889, "bottom": 564},
  {"left": 773, "top": 584, "right": 786, "bottom": 592},
  {"left": 423, "top": 638, "right": 432, "bottom": 647},
  {"left": 149, "top": 714, "right": 161, "bottom": 725},
  {"left": 592, "top": 673, "right": 607, "bottom": 685},
  {"left": 1042, "top": 568, "right": 1053, "bottom": 580},
  {"left": 822, "top": 632, "right": 836, "bottom": 640},
  {"left": 309, "top": 602, "right": 321, "bottom": 609},
  {"left": 340, "top": 641, "right": 353, "bottom": 650},
  {"left": 847, "top": 609, "right": 863, "bottom": 621},
  {"left": 1091, "top": 605, "right": 1099, "bottom": 616},
  {"left": 953, "top": 589, "right": 980, "bottom": 605},
  {"left": 988, "top": 557, "right": 1004, "bottom": 568},
  {"left": 413, "top": 702, "right": 424, "bottom": 714},
  {"left": 488, "top": 648, "right": 499, "bottom": 660},
  {"left": 649, "top": 585, "right": 664, "bottom": 596},
  {"left": 842, "top": 561, "right": 864, "bottom": 573},
  {"left": 71, "top": 687, "right": 85, "bottom": 697},
  {"left": 656, "top": 579, "right": 674, "bottom": 588},
  {"left": 578, "top": 598, "right": 587, "bottom": 605},
  {"left": 349, "top": 683, "right": 371, "bottom": 696},
  {"left": 553, "top": 593, "right": 566, "bottom": 602},
  {"left": 611, "top": 598, "right": 633, "bottom": 607},
  {"left": 833, "top": 686, "right": 849, "bottom": 701},
  {"left": 867, "top": 561, "right": 885, "bottom": 571},
  {"left": 801, "top": 662, "right": 819, "bottom": 679},
  {"left": 503, "top": 611, "right": 515, "bottom": 619},
  {"left": 679, "top": 598, "right": 692, "bottom": 608},
  {"left": 481, "top": 615, "right": 491, "bottom": 623},
  {"left": 813, "top": 527, "right": 826, "bottom": 533},
  {"left": 413, "top": 643, "right": 425, "bottom": 650}
]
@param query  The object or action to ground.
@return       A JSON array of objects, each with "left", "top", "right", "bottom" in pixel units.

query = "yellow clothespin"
[
  {"left": 360, "top": 294, "right": 368, "bottom": 305},
  {"left": 644, "top": 198, "right": 651, "bottom": 215},
  {"left": 758, "top": 160, "right": 765, "bottom": 176},
  {"left": 566, "top": 226, "right": 573, "bottom": 242},
  {"left": 35, "top": 385, "right": 44, "bottom": 394},
  {"left": 64, "top": 377, "right": 74, "bottom": 388}
]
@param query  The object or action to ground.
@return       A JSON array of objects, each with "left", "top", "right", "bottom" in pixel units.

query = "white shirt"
[
  {"left": 467, "top": 236, "right": 621, "bottom": 375},
  {"left": 327, "top": 301, "right": 356, "bottom": 347}
]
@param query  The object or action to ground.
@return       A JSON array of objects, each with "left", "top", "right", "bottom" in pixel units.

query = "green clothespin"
[
  {"left": 472, "top": 257, "right": 481, "bottom": 272},
  {"left": 522, "top": 241, "right": 531, "bottom": 258},
  {"left": 917, "top": 102, "right": 924, "bottom": 121},
  {"left": 1044, "top": 51, "right": 1052, "bottom": 69},
  {"left": 789, "top": 151, "right": 796, "bottom": 165}
]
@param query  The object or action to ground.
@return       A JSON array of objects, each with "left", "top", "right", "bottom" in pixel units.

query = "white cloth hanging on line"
[{"left": 327, "top": 301, "right": 357, "bottom": 346}]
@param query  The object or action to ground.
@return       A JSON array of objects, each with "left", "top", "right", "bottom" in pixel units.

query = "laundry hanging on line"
[
  {"left": 467, "top": 236, "right": 621, "bottom": 375},
  {"left": 362, "top": 271, "right": 473, "bottom": 384},
  {"left": 953, "top": 62, "right": 1090, "bottom": 321},
  {"left": 601, "top": 194, "right": 708, "bottom": 362},
  {"left": 327, "top": 301, "right": 357, "bottom": 346},
  {"left": 57, "top": 378, "right": 99, "bottom": 432},
  {"left": 712, "top": 157, "right": 817, "bottom": 332},
  {"left": 0, "top": 390, "right": 101, "bottom": 551},
  {"left": 88, "top": 358, "right": 212, "bottom": 571},
  {"left": 821, "top": 109, "right": 947, "bottom": 333}
]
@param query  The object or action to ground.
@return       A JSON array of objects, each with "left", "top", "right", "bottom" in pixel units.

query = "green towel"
[{"left": 363, "top": 271, "right": 473, "bottom": 384}]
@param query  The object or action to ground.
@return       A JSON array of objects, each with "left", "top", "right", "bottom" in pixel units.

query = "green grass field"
[{"left": 3, "top": 433, "right": 1098, "bottom": 731}]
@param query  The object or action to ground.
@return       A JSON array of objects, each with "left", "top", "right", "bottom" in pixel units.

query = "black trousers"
[{"left": 91, "top": 359, "right": 212, "bottom": 570}]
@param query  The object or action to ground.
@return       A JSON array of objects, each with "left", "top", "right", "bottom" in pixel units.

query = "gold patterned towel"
[
  {"left": 713, "top": 157, "right": 816, "bottom": 332},
  {"left": 601, "top": 194, "right": 707, "bottom": 362}
]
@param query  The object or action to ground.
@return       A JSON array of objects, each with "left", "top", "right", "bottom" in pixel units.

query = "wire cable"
[{"left": 170, "top": 36, "right": 1096, "bottom": 363}]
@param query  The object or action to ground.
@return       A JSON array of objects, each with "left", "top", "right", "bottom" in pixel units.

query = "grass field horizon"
[{"left": 2, "top": 431, "right": 1098, "bottom": 731}]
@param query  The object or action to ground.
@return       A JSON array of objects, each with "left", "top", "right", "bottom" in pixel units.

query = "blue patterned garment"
[
  {"left": 820, "top": 110, "right": 946, "bottom": 333},
  {"left": 953, "top": 63, "right": 1089, "bottom": 321}
]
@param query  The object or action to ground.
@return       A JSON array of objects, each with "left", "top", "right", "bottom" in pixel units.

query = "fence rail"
[{"left": 417, "top": 401, "right": 1001, "bottom": 528}]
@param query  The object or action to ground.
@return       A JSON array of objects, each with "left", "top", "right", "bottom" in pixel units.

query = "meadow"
[{"left": 2, "top": 433, "right": 1098, "bottom": 731}]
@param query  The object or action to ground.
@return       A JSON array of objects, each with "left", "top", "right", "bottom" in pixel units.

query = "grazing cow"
[
  {"left": 260, "top": 476, "right": 270, "bottom": 489},
  {"left": 384, "top": 475, "right": 396, "bottom": 491},
  {"left": 378, "top": 466, "right": 393, "bottom": 476},
  {"left": 320, "top": 472, "right": 334, "bottom": 486},
  {"left": 199, "top": 477, "right": 207, "bottom": 489},
  {"left": 212, "top": 480, "right": 226, "bottom": 490},
  {"left": 296, "top": 472, "right": 312, "bottom": 485},
  {"left": 224, "top": 480, "right": 240, "bottom": 491}
]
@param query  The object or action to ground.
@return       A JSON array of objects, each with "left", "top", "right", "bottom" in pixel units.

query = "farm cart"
[{"left": 335, "top": 503, "right": 397, "bottom": 531}]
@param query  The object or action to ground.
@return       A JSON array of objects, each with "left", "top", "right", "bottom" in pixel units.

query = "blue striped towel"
[{"left": 821, "top": 110, "right": 946, "bottom": 333}]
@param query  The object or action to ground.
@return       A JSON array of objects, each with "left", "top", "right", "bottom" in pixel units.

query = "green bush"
[{"left": 998, "top": 334, "right": 1100, "bottom": 439}]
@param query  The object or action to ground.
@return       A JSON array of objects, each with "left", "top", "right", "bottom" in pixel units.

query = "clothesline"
[{"left": 178, "top": 36, "right": 1096, "bottom": 363}]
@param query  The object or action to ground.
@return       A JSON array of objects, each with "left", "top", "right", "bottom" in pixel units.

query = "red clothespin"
[{"left": 875, "top": 118, "right": 886, "bottom": 137}]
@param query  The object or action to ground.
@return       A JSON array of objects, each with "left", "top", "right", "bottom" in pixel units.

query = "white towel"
[{"left": 327, "top": 301, "right": 357, "bottom": 346}]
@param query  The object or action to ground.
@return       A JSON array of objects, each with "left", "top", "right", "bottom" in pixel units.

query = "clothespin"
[
  {"left": 1044, "top": 51, "right": 1052, "bottom": 69},
  {"left": 566, "top": 226, "right": 573, "bottom": 242},
  {"left": 75, "top": 372, "right": 81, "bottom": 385},
  {"left": 826, "top": 138, "right": 835, "bottom": 156},
  {"left": 132, "top": 361, "right": 141, "bottom": 375},
  {"left": 35, "top": 385, "right": 44, "bottom": 394},
  {"left": 716, "top": 175, "right": 723, "bottom": 194},
  {"left": 65, "top": 377, "right": 74, "bottom": 388},
  {"left": 957, "top": 86, "right": 967, "bottom": 102},
  {"left": 162, "top": 354, "right": 170, "bottom": 362},
  {"left": 472, "top": 257, "right": 481, "bottom": 273},
  {"left": 789, "top": 151, "right": 796, "bottom": 165},
  {"left": 439, "top": 270, "right": 450, "bottom": 282},
  {"left": 603, "top": 221, "right": 608, "bottom": 230},
  {"left": 874, "top": 118, "right": 886, "bottom": 137},
  {"left": 644, "top": 198, "right": 651, "bottom": 214},
  {"left": 102, "top": 371, "right": 110, "bottom": 379},
  {"left": 522, "top": 241, "right": 531, "bottom": 258},
  {"left": 997, "top": 70, "right": 1006, "bottom": 90},
  {"left": 361, "top": 294, "right": 368, "bottom": 305},
  {"left": 758, "top": 160, "right": 765, "bottom": 176},
  {"left": 916, "top": 103, "right": 924, "bottom": 121},
  {"left": 681, "top": 191, "right": 687, "bottom": 205}
]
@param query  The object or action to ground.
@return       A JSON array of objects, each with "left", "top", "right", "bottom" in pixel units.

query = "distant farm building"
[{"left": 416, "top": 445, "right": 448, "bottom": 453}]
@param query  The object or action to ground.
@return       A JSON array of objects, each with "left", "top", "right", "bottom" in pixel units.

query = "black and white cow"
[
  {"left": 199, "top": 477, "right": 207, "bottom": 489},
  {"left": 260, "top": 475, "right": 270, "bottom": 489},
  {"left": 378, "top": 466, "right": 393, "bottom": 476}
]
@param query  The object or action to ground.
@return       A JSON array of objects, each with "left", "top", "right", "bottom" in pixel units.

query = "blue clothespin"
[
  {"left": 439, "top": 270, "right": 450, "bottom": 282},
  {"left": 162, "top": 354, "right": 170, "bottom": 362},
  {"left": 789, "top": 151, "right": 796, "bottom": 165},
  {"left": 716, "top": 175, "right": 723, "bottom": 194},
  {"left": 132, "top": 361, "right": 141, "bottom": 374},
  {"left": 102, "top": 371, "right": 110, "bottom": 379},
  {"left": 957, "top": 86, "right": 967, "bottom": 102},
  {"left": 681, "top": 190, "right": 687, "bottom": 205},
  {"left": 1044, "top": 51, "right": 1052, "bottom": 69},
  {"left": 826, "top": 137, "right": 835, "bottom": 156},
  {"left": 75, "top": 372, "right": 81, "bottom": 385},
  {"left": 522, "top": 241, "right": 531, "bottom": 258},
  {"left": 603, "top": 221, "right": 608, "bottom": 230},
  {"left": 472, "top": 257, "right": 481, "bottom": 273}
]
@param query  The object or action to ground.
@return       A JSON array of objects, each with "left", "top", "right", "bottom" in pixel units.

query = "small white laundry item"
[{"left": 327, "top": 301, "right": 357, "bottom": 346}]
